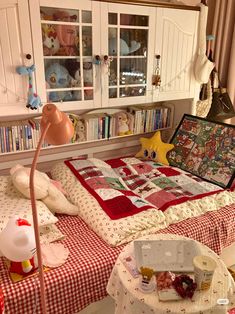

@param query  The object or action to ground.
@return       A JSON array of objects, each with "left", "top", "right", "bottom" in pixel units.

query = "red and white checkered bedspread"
[{"left": 1, "top": 203, "right": 235, "bottom": 314}]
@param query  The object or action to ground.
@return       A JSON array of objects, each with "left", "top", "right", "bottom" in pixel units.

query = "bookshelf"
[{"left": 0, "top": 103, "right": 174, "bottom": 173}]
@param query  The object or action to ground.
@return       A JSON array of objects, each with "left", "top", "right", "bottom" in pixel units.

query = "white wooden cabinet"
[
  {"left": 29, "top": 0, "right": 199, "bottom": 112},
  {"left": 0, "top": 0, "right": 33, "bottom": 116},
  {"left": 0, "top": 0, "right": 199, "bottom": 116},
  {"left": 29, "top": 0, "right": 157, "bottom": 111},
  {"left": 153, "top": 8, "right": 199, "bottom": 101}
]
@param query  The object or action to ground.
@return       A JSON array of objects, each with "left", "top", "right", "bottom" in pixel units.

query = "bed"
[{"left": 1, "top": 155, "right": 235, "bottom": 313}]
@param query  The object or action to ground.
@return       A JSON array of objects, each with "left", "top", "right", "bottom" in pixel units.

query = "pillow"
[
  {"left": 10, "top": 165, "right": 78, "bottom": 215},
  {"left": 135, "top": 131, "right": 174, "bottom": 165},
  {"left": 0, "top": 176, "right": 58, "bottom": 232}
]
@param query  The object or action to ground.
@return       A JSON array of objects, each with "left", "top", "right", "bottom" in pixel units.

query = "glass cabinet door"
[
  {"left": 101, "top": 3, "right": 155, "bottom": 107},
  {"left": 40, "top": 6, "right": 93, "bottom": 103},
  {"left": 30, "top": 0, "right": 99, "bottom": 110}
]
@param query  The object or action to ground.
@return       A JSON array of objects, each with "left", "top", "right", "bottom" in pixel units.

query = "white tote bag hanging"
[{"left": 194, "top": 4, "right": 215, "bottom": 84}]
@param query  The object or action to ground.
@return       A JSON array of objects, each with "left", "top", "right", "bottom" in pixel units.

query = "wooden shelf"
[{"left": 0, "top": 128, "right": 173, "bottom": 174}]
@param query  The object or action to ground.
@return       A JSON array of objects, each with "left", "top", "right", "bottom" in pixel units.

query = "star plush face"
[{"left": 135, "top": 131, "right": 174, "bottom": 165}]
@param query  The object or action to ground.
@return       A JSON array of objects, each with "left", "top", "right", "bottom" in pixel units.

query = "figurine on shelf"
[
  {"left": 115, "top": 111, "right": 134, "bottom": 136},
  {"left": 139, "top": 266, "right": 155, "bottom": 293},
  {"left": 69, "top": 114, "right": 86, "bottom": 143}
]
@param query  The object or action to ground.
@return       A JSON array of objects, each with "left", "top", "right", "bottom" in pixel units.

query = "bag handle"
[{"left": 197, "top": 4, "right": 208, "bottom": 54}]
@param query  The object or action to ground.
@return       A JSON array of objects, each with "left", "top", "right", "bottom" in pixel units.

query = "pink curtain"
[{"left": 208, "top": 0, "right": 235, "bottom": 105}]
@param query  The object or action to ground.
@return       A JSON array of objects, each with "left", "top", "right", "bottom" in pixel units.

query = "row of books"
[
  {"left": 83, "top": 106, "right": 171, "bottom": 142},
  {"left": 128, "top": 106, "right": 171, "bottom": 134},
  {"left": 0, "top": 121, "right": 49, "bottom": 154},
  {"left": 0, "top": 105, "right": 172, "bottom": 153}
]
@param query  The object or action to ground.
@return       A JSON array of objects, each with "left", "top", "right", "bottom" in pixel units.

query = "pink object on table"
[{"left": 41, "top": 243, "right": 69, "bottom": 268}]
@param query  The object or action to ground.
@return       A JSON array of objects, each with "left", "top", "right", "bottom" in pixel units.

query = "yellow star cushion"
[{"left": 135, "top": 131, "right": 174, "bottom": 165}]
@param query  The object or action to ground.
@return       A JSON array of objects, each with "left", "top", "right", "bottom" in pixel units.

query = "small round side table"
[{"left": 107, "top": 234, "right": 235, "bottom": 314}]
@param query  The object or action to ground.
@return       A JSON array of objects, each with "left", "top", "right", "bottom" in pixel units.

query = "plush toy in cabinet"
[
  {"left": 65, "top": 59, "right": 81, "bottom": 86},
  {"left": 42, "top": 24, "right": 60, "bottom": 56},
  {"left": 45, "top": 63, "right": 73, "bottom": 102},
  {"left": 82, "top": 34, "right": 92, "bottom": 56},
  {"left": 109, "top": 38, "right": 141, "bottom": 56},
  {"left": 53, "top": 10, "right": 77, "bottom": 22}
]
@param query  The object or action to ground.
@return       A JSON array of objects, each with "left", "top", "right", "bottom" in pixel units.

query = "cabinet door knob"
[
  {"left": 26, "top": 54, "right": 32, "bottom": 60},
  {"left": 94, "top": 55, "right": 101, "bottom": 65}
]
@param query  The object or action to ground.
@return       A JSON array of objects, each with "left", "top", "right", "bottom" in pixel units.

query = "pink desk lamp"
[{"left": 30, "top": 104, "right": 73, "bottom": 313}]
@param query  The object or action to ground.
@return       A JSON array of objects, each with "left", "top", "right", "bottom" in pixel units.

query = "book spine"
[
  {"left": 14, "top": 126, "right": 20, "bottom": 151},
  {"left": 104, "top": 116, "right": 109, "bottom": 139},
  {"left": 11, "top": 126, "right": 16, "bottom": 152},
  {"left": 98, "top": 117, "right": 103, "bottom": 139},
  {"left": 24, "top": 125, "right": 29, "bottom": 150},
  {"left": 27, "top": 125, "right": 33, "bottom": 149},
  {"left": 5, "top": 127, "right": 10, "bottom": 152},
  {"left": 102, "top": 117, "right": 105, "bottom": 139},
  {"left": 8, "top": 126, "right": 13, "bottom": 152},
  {"left": 0, "top": 127, "right": 4, "bottom": 153},
  {"left": 94, "top": 118, "right": 99, "bottom": 140}
]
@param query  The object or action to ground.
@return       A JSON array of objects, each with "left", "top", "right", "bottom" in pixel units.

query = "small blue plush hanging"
[{"left": 16, "top": 65, "right": 42, "bottom": 110}]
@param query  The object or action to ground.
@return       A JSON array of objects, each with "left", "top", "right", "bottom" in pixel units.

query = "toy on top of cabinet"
[
  {"left": 53, "top": 10, "right": 77, "bottom": 22},
  {"left": 40, "top": 9, "right": 77, "bottom": 22}
]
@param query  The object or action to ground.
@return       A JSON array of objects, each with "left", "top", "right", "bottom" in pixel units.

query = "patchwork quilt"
[{"left": 65, "top": 157, "right": 223, "bottom": 220}]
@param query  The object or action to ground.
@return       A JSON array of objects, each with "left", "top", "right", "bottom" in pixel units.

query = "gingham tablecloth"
[{"left": 1, "top": 203, "right": 235, "bottom": 314}]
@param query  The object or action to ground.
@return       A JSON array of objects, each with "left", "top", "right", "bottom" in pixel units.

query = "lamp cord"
[{"left": 30, "top": 122, "right": 51, "bottom": 314}]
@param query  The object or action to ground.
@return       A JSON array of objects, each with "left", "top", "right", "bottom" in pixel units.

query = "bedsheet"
[{"left": 1, "top": 204, "right": 235, "bottom": 314}]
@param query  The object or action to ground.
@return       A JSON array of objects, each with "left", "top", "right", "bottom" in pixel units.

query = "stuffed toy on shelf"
[{"left": 115, "top": 111, "right": 134, "bottom": 136}]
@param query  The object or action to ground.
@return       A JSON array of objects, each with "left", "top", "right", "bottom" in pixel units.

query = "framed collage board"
[{"left": 168, "top": 114, "right": 235, "bottom": 188}]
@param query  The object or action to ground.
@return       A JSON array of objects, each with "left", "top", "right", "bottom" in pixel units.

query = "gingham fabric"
[
  {"left": 1, "top": 203, "right": 235, "bottom": 314},
  {"left": 0, "top": 288, "right": 3, "bottom": 314}
]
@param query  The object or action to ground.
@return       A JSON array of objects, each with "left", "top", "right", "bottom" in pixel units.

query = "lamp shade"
[
  {"left": 40, "top": 103, "right": 74, "bottom": 145},
  {"left": 0, "top": 217, "right": 35, "bottom": 262}
]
